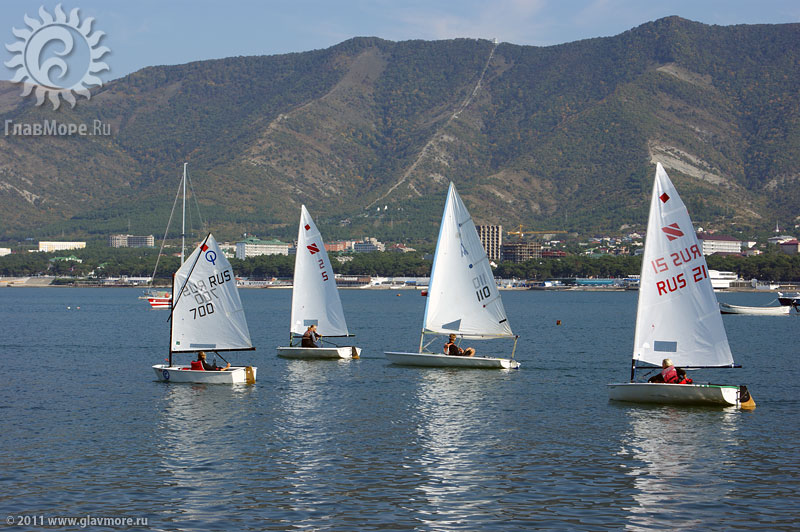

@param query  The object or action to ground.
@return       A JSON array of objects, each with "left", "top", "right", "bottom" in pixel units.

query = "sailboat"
[
  {"left": 143, "top": 163, "right": 192, "bottom": 309},
  {"left": 152, "top": 233, "right": 257, "bottom": 384},
  {"left": 276, "top": 206, "right": 362, "bottom": 359},
  {"left": 384, "top": 183, "right": 520, "bottom": 369},
  {"left": 607, "top": 163, "right": 754, "bottom": 407}
]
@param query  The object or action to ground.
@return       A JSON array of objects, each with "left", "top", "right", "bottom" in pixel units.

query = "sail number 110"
[{"left": 473, "top": 273, "right": 491, "bottom": 302}]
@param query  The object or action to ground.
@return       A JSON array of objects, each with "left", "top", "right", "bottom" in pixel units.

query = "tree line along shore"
[{"left": 2, "top": 246, "right": 800, "bottom": 284}]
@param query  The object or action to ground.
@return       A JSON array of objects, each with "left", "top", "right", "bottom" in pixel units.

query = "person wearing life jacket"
[
  {"left": 660, "top": 358, "right": 679, "bottom": 383},
  {"left": 193, "top": 351, "right": 230, "bottom": 371},
  {"left": 444, "top": 334, "right": 475, "bottom": 357},
  {"left": 676, "top": 367, "right": 693, "bottom": 384}
]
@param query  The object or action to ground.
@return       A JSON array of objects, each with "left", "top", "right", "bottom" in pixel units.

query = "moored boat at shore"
[{"left": 719, "top": 302, "right": 791, "bottom": 315}]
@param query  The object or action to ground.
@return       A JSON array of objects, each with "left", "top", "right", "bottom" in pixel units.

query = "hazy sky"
[{"left": 2, "top": 0, "right": 799, "bottom": 83}]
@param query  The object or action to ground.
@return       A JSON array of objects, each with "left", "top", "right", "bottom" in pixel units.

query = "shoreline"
[{"left": 2, "top": 277, "right": 796, "bottom": 293}]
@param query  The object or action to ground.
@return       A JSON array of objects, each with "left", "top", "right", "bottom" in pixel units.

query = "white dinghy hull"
[
  {"left": 152, "top": 364, "right": 257, "bottom": 384},
  {"left": 385, "top": 351, "right": 519, "bottom": 369},
  {"left": 719, "top": 303, "right": 790, "bottom": 315},
  {"left": 607, "top": 382, "right": 751, "bottom": 407},
  {"left": 276, "top": 346, "right": 361, "bottom": 360}
]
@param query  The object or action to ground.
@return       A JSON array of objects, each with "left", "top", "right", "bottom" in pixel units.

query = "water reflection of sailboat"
[
  {"left": 155, "top": 384, "right": 256, "bottom": 524},
  {"left": 618, "top": 408, "right": 740, "bottom": 530},
  {"left": 413, "top": 372, "right": 501, "bottom": 525},
  {"left": 273, "top": 361, "right": 352, "bottom": 511}
]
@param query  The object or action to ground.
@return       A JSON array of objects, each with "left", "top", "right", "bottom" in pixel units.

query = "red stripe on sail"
[{"left": 661, "top": 223, "right": 683, "bottom": 241}]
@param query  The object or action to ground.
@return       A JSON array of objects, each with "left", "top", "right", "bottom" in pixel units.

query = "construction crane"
[{"left": 507, "top": 224, "right": 567, "bottom": 238}]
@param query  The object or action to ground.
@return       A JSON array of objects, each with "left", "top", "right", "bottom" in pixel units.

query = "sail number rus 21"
[{"left": 649, "top": 244, "right": 709, "bottom": 296}]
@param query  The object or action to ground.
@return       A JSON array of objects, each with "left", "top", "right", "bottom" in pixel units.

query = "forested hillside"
[{"left": 1, "top": 16, "right": 798, "bottom": 243}]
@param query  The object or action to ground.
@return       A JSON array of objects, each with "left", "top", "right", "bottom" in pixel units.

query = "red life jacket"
[
  {"left": 677, "top": 376, "right": 693, "bottom": 384},
  {"left": 661, "top": 366, "right": 678, "bottom": 383},
  {"left": 190, "top": 360, "right": 204, "bottom": 371}
]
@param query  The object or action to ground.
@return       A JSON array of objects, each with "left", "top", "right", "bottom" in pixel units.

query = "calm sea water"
[{"left": 0, "top": 287, "right": 798, "bottom": 531}]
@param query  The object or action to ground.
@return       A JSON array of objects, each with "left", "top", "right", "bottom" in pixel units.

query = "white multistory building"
[
  {"left": 235, "top": 237, "right": 290, "bottom": 259},
  {"left": 38, "top": 241, "right": 86, "bottom": 252},
  {"left": 696, "top": 233, "right": 741, "bottom": 255}
]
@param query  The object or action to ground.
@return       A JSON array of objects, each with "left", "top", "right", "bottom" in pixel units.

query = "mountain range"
[{"left": 1, "top": 16, "right": 798, "bottom": 243}]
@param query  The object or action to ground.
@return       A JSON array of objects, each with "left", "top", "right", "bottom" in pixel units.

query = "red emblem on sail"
[
  {"left": 201, "top": 243, "right": 209, "bottom": 252},
  {"left": 304, "top": 224, "right": 310, "bottom": 231},
  {"left": 661, "top": 223, "right": 683, "bottom": 241},
  {"left": 659, "top": 193, "right": 670, "bottom": 203},
  {"left": 307, "top": 243, "right": 320, "bottom": 254}
]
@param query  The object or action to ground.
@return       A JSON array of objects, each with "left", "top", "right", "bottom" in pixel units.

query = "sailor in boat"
[
  {"left": 192, "top": 351, "right": 230, "bottom": 371},
  {"left": 443, "top": 334, "right": 475, "bottom": 357},
  {"left": 301, "top": 324, "right": 322, "bottom": 348},
  {"left": 675, "top": 367, "right": 693, "bottom": 384},
  {"left": 647, "top": 358, "right": 680, "bottom": 383}
]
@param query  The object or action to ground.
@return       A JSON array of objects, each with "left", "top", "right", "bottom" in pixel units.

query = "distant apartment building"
[
  {"left": 353, "top": 238, "right": 385, "bottom": 253},
  {"left": 325, "top": 241, "right": 352, "bottom": 253},
  {"left": 696, "top": 233, "right": 741, "bottom": 255},
  {"left": 501, "top": 241, "right": 542, "bottom": 263},
  {"left": 541, "top": 249, "right": 567, "bottom": 258},
  {"left": 779, "top": 239, "right": 800, "bottom": 255},
  {"left": 477, "top": 225, "right": 503, "bottom": 261},
  {"left": 109, "top": 234, "right": 155, "bottom": 248},
  {"left": 218, "top": 243, "right": 236, "bottom": 259},
  {"left": 38, "top": 241, "right": 86, "bottom": 253},
  {"left": 235, "top": 237, "right": 290, "bottom": 259},
  {"left": 768, "top": 235, "right": 795, "bottom": 245}
]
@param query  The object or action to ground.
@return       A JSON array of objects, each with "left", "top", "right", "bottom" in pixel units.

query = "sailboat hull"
[
  {"left": 276, "top": 346, "right": 360, "bottom": 359},
  {"left": 384, "top": 351, "right": 520, "bottom": 369},
  {"left": 719, "top": 302, "right": 790, "bottom": 315},
  {"left": 607, "top": 382, "right": 748, "bottom": 407},
  {"left": 152, "top": 365, "right": 257, "bottom": 384}
]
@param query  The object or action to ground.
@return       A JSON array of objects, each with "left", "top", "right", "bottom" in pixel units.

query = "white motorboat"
[
  {"left": 607, "top": 163, "right": 754, "bottom": 408},
  {"left": 719, "top": 302, "right": 790, "bottom": 315},
  {"left": 276, "top": 206, "right": 361, "bottom": 360},
  {"left": 384, "top": 183, "right": 520, "bottom": 369},
  {"left": 153, "top": 233, "right": 257, "bottom": 384}
]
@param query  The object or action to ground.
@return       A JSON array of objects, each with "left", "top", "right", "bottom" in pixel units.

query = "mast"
[
  {"left": 168, "top": 272, "right": 175, "bottom": 367},
  {"left": 180, "top": 163, "right": 187, "bottom": 265}
]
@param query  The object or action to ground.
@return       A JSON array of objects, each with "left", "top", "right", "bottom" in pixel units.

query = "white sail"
[
  {"left": 171, "top": 234, "right": 253, "bottom": 352},
  {"left": 290, "top": 206, "right": 349, "bottom": 337},
  {"left": 423, "top": 183, "right": 513, "bottom": 339},
  {"left": 633, "top": 163, "right": 734, "bottom": 368}
]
